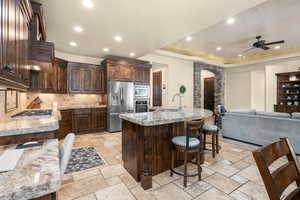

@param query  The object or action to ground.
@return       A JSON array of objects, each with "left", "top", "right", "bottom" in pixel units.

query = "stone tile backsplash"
[{"left": 25, "top": 93, "right": 107, "bottom": 109}]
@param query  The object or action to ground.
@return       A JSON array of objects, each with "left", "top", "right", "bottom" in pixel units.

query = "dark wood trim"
[{"left": 0, "top": 130, "right": 58, "bottom": 146}]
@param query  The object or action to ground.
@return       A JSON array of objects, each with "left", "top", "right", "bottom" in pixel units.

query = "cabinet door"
[
  {"left": 93, "top": 67, "right": 105, "bottom": 93},
  {"left": 59, "top": 109, "right": 73, "bottom": 139},
  {"left": 91, "top": 108, "right": 107, "bottom": 131},
  {"left": 119, "top": 65, "right": 133, "bottom": 81},
  {"left": 143, "top": 68, "right": 150, "bottom": 83},
  {"left": 108, "top": 64, "right": 120, "bottom": 81},
  {"left": 82, "top": 68, "right": 92, "bottom": 92},
  {"left": 69, "top": 66, "right": 83, "bottom": 92},
  {"left": 7, "top": 0, "right": 16, "bottom": 75},
  {"left": 56, "top": 59, "right": 67, "bottom": 93},
  {"left": 73, "top": 114, "right": 91, "bottom": 133},
  {"left": 1, "top": 0, "right": 8, "bottom": 72}
]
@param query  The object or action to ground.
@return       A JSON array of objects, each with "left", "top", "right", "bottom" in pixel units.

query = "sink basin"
[{"left": 159, "top": 109, "right": 180, "bottom": 112}]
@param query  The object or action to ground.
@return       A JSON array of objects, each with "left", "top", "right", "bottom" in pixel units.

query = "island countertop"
[
  {"left": 0, "top": 139, "right": 60, "bottom": 200},
  {"left": 119, "top": 108, "right": 213, "bottom": 126},
  {"left": 0, "top": 110, "right": 61, "bottom": 137}
]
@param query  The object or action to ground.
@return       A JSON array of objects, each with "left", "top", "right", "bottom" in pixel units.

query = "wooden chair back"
[
  {"left": 252, "top": 138, "right": 300, "bottom": 200},
  {"left": 185, "top": 120, "right": 204, "bottom": 150}
]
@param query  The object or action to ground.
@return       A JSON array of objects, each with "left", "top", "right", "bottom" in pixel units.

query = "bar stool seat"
[
  {"left": 203, "top": 124, "right": 218, "bottom": 132},
  {"left": 170, "top": 120, "right": 204, "bottom": 188},
  {"left": 172, "top": 136, "right": 200, "bottom": 147}
]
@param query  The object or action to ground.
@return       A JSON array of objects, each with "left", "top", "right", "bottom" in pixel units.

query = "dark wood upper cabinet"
[
  {"left": 0, "top": 0, "right": 32, "bottom": 89},
  {"left": 102, "top": 56, "right": 151, "bottom": 83},
  {"left": 68, "top": 62, "right": 106, "bottom": 94},
  {"left": 28, "top": 1, "right": 54, "bottom": 63},
  {"left": 55, "top": 58, "right": 68, "bottom": 93}
]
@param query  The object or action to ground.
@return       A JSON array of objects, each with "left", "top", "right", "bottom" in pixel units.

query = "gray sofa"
[{"left": 223, "top": 110, "right": 300, "bottom": 154}]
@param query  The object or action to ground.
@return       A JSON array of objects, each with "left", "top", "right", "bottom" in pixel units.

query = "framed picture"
[{"left": 5, "top": 90, "right": 18, "bottom": 113}]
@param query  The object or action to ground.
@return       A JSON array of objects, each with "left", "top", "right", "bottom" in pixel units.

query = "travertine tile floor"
[{"left": 58, "top": 131, "right": 298, "bottom": 200}]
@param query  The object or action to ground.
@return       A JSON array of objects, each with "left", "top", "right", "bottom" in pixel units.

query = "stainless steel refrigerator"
[{"left": 107, "top": 81, "right": 134, "bottom": 132}]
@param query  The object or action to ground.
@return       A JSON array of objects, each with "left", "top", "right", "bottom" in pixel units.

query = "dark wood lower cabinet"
[
  {"left": 122, "top": 120, "right": 193, "bottom": 190},
  {"left": 0, "top": 131, "right": 58, "bottom": 146},
  {"left": 58, "top": 110, "right": 73, "bottom": 139},
  {"left": 58, "top": 108, "right": 107, "bottom": 138},
  {"left": 274, "top": 104, "right": 300, "bottom": 113}
]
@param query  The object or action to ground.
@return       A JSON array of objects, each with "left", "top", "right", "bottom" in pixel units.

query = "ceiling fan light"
[{"left": 274, "top": 46, "right": 281, "bottom": 50}]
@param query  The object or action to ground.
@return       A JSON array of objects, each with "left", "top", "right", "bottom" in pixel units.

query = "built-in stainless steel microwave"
[{"left": 134, "top": 84, "right": 150, "bottom": 99}]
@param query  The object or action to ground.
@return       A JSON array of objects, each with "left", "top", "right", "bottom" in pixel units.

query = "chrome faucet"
[{"left": 172, "top": 93, "right": 183, "bottom": 110}]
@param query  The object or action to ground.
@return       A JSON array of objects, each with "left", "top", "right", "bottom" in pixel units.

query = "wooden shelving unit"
[{"left": 275, "top": 71, "right": 300, "bottom": 113}]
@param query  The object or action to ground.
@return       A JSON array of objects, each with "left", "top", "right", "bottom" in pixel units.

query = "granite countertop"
[
  {"left": 58, "top": 105, "right": 107, "bottom": 110},
  {"left": 0, "top": 110, "right": 61, "bottom": 137},
  {"left": 0, "top": 139, "right": 60, "bottom": 200},
  {"left": 119, "top": 107, "right": 213, "bottom": 126}
]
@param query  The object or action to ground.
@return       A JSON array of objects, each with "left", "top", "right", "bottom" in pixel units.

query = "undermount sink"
[{"left": 159, "top": 108, "right": 180, "bottom": 112}]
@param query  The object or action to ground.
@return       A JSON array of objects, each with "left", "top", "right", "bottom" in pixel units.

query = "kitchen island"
[{"left": 119, "top": 108, "right": 212, "bottom": 189}]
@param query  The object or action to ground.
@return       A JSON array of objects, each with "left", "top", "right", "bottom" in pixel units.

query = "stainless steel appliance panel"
[{"left": 107, "top": 81, "right": 134, "bottom": 132}]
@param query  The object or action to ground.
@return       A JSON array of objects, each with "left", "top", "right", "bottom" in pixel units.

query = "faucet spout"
[{"left": 172, "top": 93, "right": 183, "bottom": 110}]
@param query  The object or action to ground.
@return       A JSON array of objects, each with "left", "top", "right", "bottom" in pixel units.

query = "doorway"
[
  {"left": 204, "top": 77, "right": 215, "bottom": 111},
  {"left": 153, "top": 71, "right": 162, "bottom": 106}
]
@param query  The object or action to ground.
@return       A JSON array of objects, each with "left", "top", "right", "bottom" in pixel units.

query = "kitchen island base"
[{"left": 122, "top": 120, "right": 197, "bottom": 190}]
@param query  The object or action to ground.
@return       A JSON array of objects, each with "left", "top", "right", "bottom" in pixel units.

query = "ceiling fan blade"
[
  {"left": 263, "top": 46, "right": 270, "bottom": 50},
  {"left": 243, "top": 47, "right": 255, "bottom": 53},
  {"left": 264, "top": 40, "right": 285, "bottom": 46}
]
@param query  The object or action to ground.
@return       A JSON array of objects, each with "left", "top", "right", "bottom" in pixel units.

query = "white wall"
[
  {"left": 225, "top": 57, "right": 300, "bottom": 111},
  {"left": 55, "top": 51, "right": 103, "bottom": 65},
  {"left": 265, "top": 63, "right": 300, "bottom": 111},
  {"left": 140, "top": 54, "right": 194, "bottom": 108}
]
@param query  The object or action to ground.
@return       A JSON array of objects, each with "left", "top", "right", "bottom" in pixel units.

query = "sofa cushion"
[
  {"left": 291, "top": 112, "right": 300, "bottom": 119},
  {"left": 228, "top": 109, "right": 256, "bottom": 115},
  {"left": 256, "top": 111, "right": 290, "bottom": 118}
]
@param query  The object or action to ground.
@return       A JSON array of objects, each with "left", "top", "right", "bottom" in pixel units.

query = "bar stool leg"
[
  {"left": 203, "top": 132, "right": 206, "bottom": 150},
  {"left": 216, "top": 131, "right": 219, "bottom": 154},
  {"left": 170, "top": 149, "right": 175, "bottom": 177},
  {"left": 197, "top": 148, "right": 202, "bottom": 181},
  {"left": 212, "top": 132, "right": 216, "bottom": 158},
  {"left": 183, "top": 151, "right": 188, "bottom": 187}
]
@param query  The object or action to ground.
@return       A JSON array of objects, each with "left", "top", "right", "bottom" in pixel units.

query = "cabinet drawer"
[{"left": 73, "top": 108, "right": 91, "bottom": 115}]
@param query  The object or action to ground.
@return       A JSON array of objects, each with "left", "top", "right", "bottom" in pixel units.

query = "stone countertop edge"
[
  {"left": 119, "top": 108, "right": 213, "bottom": 126},
  {"left": 58, "top": 105, "right": 107, "bottom": 110},
  {"left": 0, "top": 110, "right": 61, "bottom": 137}
]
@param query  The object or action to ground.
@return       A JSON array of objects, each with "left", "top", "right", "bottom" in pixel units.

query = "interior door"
[
  {"left": 204, "top": 77, "right": 215, "bottom": 111},
  {"left": 153, "top": 71, "right": 162, "bottom": 106}
]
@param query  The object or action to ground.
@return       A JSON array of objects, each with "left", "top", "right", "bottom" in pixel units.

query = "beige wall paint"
[{"left": 140, "top": 54, "right": 194, "bottom": 108}]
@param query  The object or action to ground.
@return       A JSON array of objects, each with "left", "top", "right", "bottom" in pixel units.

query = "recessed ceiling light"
[
  {"left": 73, "top": 26, "right": 83, "bottom": 33},
  {"left": 129, "top": 52, "right": 135, "bottom": 57},
  {"left": 103, "top": 48, "right": 109, "bottom": 52},
  {"left": 70, "top": 42, "right": 77, "bottom": 47},
  {"left": 114, "top": 36, "right": 123, "bottom": 42},
  {"left": 274, "top": 45, "right": 281, "bottom": 50},
  {"left": 238, "top": 54, "right": 243, "bottom": 57},
  {"left": 186, "top": 36, "right": 192, "bottom": 42},
  {"left": 82, "top": 0, "right": 94, "bottom": 8},
  {"left": 226, "top": 17, "right": 235, "bottom": 25},
  {"left": 216, "top": 46, "right": 222, "bottom": 51}
]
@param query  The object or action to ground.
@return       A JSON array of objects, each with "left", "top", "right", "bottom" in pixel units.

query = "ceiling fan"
[{"left": 243, "top": 36, "right": 285, "bottom": 52}]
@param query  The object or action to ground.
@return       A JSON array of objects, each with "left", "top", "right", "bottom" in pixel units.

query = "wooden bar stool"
[
  {"left": 202, "top": 112, "right": 221, "bottom": 158},
  {"left": 252, "top": 138, "right": 300, "bottom": 200},
  {"left": 170, "top": 120, "right": 204, "bottom": 187}
]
